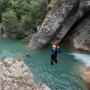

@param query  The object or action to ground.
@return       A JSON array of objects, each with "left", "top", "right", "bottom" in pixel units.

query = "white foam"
[{"left": 71, "top": 53, "right": 90, "bottom": 67}]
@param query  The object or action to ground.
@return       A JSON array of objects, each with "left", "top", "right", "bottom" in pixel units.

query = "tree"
[
  {"left": 30, "top": 0, "right": 48, "bottom": 26},
  {"left": 0, "top": 0, "right": 10, "bottom": 22},
  {"left": 0, "top": 0, "right": 48, "bottom": 38},
  {"left": 2, "top": 10, "right": 19, "bottom": 35}
]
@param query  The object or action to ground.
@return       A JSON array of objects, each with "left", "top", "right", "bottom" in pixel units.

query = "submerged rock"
[{"left": 0, "top": 58, "right": 51, "bottom": 90}]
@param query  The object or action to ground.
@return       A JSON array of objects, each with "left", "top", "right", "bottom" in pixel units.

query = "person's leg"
[
  {"left": 51, "top": 57, "right": 54, "bottom": 65},
  {"left": 54, "top": 58, "right": 57, "bottom": 64},
  {"left": 51, "top": 61, "right": 53, "bottom": 65}
]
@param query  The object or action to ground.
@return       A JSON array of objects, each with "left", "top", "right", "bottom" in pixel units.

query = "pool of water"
[{"left": 0, "top": 37, "right": 89, "bottom": 90}]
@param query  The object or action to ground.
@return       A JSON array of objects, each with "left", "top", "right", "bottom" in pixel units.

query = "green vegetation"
[
  {"left": 9, "top": 75, "right": 24, "bottom": 80},
  {"left": 15, "top": 76, "right": 24, "bottom": 80},
  {"left": 0, "top": 0, "right": 48, "bottom": 38}
]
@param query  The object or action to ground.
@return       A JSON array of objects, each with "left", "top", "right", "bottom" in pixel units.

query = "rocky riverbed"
[{"left": 0, "top": 58, "right": 51, "bottom": 90}]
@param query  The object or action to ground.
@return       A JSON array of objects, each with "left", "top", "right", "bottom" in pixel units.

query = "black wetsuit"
[{"left": 51, "top": 48, "right": 58, "bottom": 65}]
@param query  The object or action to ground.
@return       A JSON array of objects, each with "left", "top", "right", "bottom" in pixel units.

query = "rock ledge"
[{"left": 0, "top": 58, "right": 51, "bottom": 90}]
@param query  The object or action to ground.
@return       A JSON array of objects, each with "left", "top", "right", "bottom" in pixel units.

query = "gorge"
[{"left": 0, "top": 0, "right": 90, "bottom": 90}]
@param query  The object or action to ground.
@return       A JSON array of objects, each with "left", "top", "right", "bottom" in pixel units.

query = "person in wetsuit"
[{"left": 51, "top": 44, "right": 60, "bottom": 65}]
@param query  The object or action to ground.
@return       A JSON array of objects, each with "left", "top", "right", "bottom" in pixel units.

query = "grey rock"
[
  {"left": 0, "top": 58, "right": 51, "bottom": 90},
  {"left": 29, "top": 0, "right": 90, "bottom": 49},
  {"left": 69, "top": 15, "right": 90, "bottom": 52},
  {"left": 0, "top": 23, "right": 7, "bottom": 37},
  {"left": 30, "top": 0, "right": 80, "bottom": 49}
]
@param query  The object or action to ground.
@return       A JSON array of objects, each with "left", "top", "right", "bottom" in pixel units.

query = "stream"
[{"left": 0, "top": 37, "right": 89, "bottom": 90}]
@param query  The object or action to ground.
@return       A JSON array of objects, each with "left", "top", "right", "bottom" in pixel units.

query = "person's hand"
[{"left": 57, "top": 46, "right": 60, "bottom": 49}]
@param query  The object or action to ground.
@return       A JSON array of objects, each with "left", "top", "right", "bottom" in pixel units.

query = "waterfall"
[{"left": 71, "top": 53, "right": 90, "bottom": 67}]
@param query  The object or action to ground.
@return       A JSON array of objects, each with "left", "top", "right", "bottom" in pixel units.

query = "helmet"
[{"left": 52, "top": 44, "right": 57, "bottom": 48}]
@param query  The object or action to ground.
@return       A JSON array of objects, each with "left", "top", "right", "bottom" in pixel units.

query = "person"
[
  {"left": 51, "top": 44, "right": 60, "bottom": 65},
  {"left": 26, "top": 52, "right": 30, "bottom": 57}
]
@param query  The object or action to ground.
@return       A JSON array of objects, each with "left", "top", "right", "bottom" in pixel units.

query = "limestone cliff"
[
  {"left": 68, "top": 14, "right": 90, "bottom": 52},
  {"left": 29, "top": 0, "right": 90, "bottom": 51},
  {"left": 30, "top": 0, "right": 80, "bottom": 49},
  {"left": 0, "top": 58, "right": 51, "bottom": 90}
]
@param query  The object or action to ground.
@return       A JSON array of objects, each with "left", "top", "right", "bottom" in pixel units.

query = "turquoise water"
[{"left": 0, "top": 37, "right": 88, "bottom": 90}]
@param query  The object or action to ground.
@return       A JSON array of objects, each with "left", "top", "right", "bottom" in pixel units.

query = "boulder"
[{"left": 0, "top": 59, "right": 51, "bottom": 90}]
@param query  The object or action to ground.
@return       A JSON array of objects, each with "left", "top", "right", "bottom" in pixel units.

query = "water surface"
[{"left": 0, "top": 37, "right": 89, "bottom": 90}]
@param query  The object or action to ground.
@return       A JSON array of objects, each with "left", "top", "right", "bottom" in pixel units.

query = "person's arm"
[
  {"left": 51, "top": 49, "right": 54, "bottom": 55},
  {"left": 57, "top": 46, "right": 61, "bottom": 53}
]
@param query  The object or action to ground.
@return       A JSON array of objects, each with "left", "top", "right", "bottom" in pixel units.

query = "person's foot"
[
  {"left": 55, "top": 60, "right": 57, "bottom": 64},
  {"left": 55, "top": 61, "right": 57, "bottom": 64},
  {"left": 51, "top": 62, "right": 53, "bottom": 65}
]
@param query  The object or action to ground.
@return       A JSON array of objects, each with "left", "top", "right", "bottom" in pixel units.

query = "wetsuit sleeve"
[{"left": 51, "top": 49, "right": 54, "bottom": 55}]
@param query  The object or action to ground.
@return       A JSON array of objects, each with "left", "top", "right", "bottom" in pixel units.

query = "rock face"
[
  {"left": 82, "top": 68, "right": 90, "bottom": 90},
  {"left": 83, "top": 0, "right": 90, "bottom": 11},
  {"left": 0, "top": 23, "right": 4, "bottom": 35},
  {"left": 68, "top": 15, "right": 90, "bottom": 52},
  {"left": 29, "top": 0, "right": 90, "bottom": 50},
  {"left": 30, "top": 0, "right": 80, "bottom": 49},
  {"left": 0, "top": 58, "right": 51, "bottom": 90},
  {"left": 0, "top": 23, "right": 6, "bottom": 37}
]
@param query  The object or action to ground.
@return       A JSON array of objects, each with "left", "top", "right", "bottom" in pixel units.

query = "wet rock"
[
  {"left": 82, "top": 68, "right": 90, "bottom": 89},
  {"left": 0, "top": 23, "right": 6, "bottom": 37},
  {"left": 0, "top": 59, "right": 51, "bottom": 90},
  {"left": 83, "top": 0, "right": 90, "bottom": 11},
  {"left": 29, "top": 0, "right": 90, "bottom": 49},
  {"left": 29, "top": 0, "right": 80, "bottom": 49},
  {"left": 69, "top": 15, "right": 90, "bottom": 52},
  {"left": 0, "top": 23, "right": 3, "bottom": 35}
]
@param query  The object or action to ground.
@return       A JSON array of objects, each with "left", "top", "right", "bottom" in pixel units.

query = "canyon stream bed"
[{"left": 0, "top": 37, "right": 90, "bottom": 90}]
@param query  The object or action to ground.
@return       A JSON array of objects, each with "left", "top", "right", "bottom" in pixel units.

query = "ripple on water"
[
  {"left": 25, "top": 56, "right": 88, "bottom": 90},
  {"left": 0, "top": 38, "right": 89, "bottom": 90},
  {"left": 0, "top": 50, "right": 15, "bottom": 59}
]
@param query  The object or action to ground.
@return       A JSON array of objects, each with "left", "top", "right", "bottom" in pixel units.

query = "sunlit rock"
[
  {"left": 82, "top": 68, "right": 90, "bottom": 89},
  {"left": 0, "top": 59, "right": 51, "bottom": 90}
]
